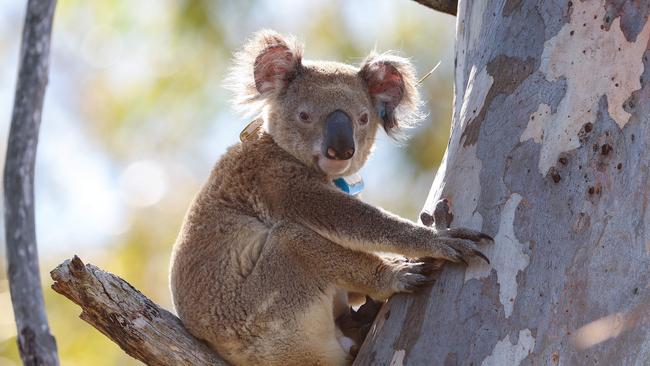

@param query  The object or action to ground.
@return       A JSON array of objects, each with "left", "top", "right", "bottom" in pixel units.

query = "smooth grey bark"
[
  {"left": 355, "top": 0, "right": 650, "bottom": 365},
  {"left": 4, "top": 0, "right": 59, "bottom": 365},
  {"left": 50, "top": 256, "right": 228, "bottom": 366}
]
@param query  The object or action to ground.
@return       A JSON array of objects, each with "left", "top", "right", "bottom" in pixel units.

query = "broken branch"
[{"left": 50, "top": 256, "right": 228, "bottom": 366}]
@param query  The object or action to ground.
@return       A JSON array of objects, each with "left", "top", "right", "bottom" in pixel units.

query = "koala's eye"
[
  {"left": 299, "top": 111, "right": 311, "bottom": 123},
  {"left": 359, "top": 113, "right": 369, "bottom": 125}
]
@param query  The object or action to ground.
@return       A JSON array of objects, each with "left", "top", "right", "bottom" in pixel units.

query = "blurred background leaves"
[{"left": 0, "top": 0, "right": 455, "bottom": 364}]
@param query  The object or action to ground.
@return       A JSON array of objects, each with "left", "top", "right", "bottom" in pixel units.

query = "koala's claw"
[
  {"left": 481, "top": 233, "right": 495, "bottom": 242},
  {"left": 473, "top": 249, "right": 490, "bottom": 264},
  {"left": 440, "top": 238, "right": 490, "bottom": 265},
  {"left": 433, "top": 227, "right": 493, "bottom": 264},
  {"left": 441, "top": 227, "right": 495, "bottom": 244},
  {"left": 403, "top": 273, "right": 437, "bottom": 292},
  {"left": 392, "top": 260, "right": 439, "bottom": 293}
]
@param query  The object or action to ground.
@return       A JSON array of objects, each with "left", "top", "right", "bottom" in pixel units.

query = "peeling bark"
[
  {"left": 4, "top": 1, "right": 59, "bottom": 365},
  {"left": 461, "top": 55, "right": 535, "bottom": 147},
  {"left": 355, "top": 0, "right": 650, "bottom": 365},
  {"left": 50, "top": 256, "right": 227, "bottom": 366}
]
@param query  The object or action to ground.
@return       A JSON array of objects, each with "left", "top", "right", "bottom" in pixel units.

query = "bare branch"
[
  {"left": 50, "top": 256, "right": 228, "bottom": 366},
  {"left": 411, "top": 0, "right": 457, "bottom": 15},
  {"left": 4, "top": 0, "right": 59, "bottom": 364}
]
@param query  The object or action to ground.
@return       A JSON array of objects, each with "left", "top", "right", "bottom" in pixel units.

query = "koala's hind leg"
[
  {"left": 236, "top": 223, "right": 351, "bottom": 365},
  {"left": 270, "top": 222, "right": 438, "bottom": 363},
  {"left": 241, "top": 222, "right": 439, "bottom": 365}
]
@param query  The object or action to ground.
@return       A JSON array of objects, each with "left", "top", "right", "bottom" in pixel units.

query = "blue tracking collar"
[{"left": 333, "top": 173, "right": 364, "bottom": 196}]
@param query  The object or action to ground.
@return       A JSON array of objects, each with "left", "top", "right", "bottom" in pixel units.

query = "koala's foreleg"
[
  {"left": 273, "top": 222, "right": 438, "bottom": 301},
  {"left": 267, "top": 181, "right": 492, "bottom": 263}
]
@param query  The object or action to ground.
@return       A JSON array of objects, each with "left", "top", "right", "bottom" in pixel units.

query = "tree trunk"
[
  {"left": 355, "top": 0, "right": 650, "bottom": 365},
  {"left": 4, "top": 1, "right": 59, "bottom": 365}
]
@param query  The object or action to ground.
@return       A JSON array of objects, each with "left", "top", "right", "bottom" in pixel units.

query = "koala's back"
[{"left": 170, "top": 136, "right": 348, "bottom": 365}]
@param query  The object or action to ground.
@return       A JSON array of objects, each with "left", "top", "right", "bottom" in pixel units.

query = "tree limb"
[
  {"left": 4, "top": 1, "right": 59, "bottom": 364},
  {"left": 50, "top": 256, "right": 228, "bottom": 366},
  {"left": 411, "top": 0, "right": 457, "bottom": 15}
]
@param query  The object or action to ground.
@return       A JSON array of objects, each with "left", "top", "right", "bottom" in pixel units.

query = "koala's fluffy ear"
[
  {"left": 359, "top": 52, "right": 423, "bottom": 139},
  {"left": 226, "top": 30, "right": 302, "bottom": 116}
]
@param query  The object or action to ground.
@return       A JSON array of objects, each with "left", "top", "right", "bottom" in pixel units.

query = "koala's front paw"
[
  {"left": 435, "top": 227, "right": 493, "bottom": 264},
  {"left": 390, "top": 258, "right": 441, "bottom": 293}
]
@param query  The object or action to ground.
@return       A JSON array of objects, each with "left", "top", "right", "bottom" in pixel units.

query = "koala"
[{"left": 169, "top": 30, "right": 491, "bottom": 366}]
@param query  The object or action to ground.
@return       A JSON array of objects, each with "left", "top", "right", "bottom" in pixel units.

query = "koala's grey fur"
[{"left": 169, "top": 30, "right": 491, "bottom": 366}]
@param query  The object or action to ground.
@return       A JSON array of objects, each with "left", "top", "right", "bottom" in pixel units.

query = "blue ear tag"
[
  {"left": 333, "top": 173, "right": 364, "bottom": 196},
  {"left": 379, "top": 105, "right": 387, "bottom": 119}
]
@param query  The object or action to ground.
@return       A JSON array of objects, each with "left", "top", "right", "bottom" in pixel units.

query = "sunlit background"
[{"left": 0, "top": 0, "right": 455, "bottom": 364}]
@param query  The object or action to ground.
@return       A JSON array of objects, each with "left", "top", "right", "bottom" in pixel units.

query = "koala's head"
[{"left": 227, "top": 30, "right": 422, "bottom": 178}]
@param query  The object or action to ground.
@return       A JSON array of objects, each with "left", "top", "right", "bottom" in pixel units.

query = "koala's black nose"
[{"left": 323, "top": 110, "right": 355, "bottom": 160}]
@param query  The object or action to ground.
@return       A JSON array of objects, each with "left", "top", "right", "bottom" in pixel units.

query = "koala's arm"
[{"left": 266, "top": 176, "right": 491, "bottom": 263}]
